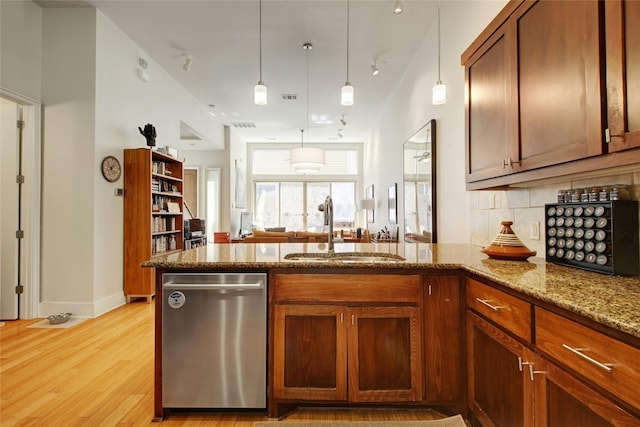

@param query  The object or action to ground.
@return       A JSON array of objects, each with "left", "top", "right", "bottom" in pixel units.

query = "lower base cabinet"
[
  {"left": 533, "top": 355, "right": 639, "bottom": 427},
  {"left": 270, "top": 273, "right": 428, "bottom": 418},
  {"left": 467, "top": 311, "right": 534, "bottom": 427},
  {"left": 273, "top": 303, "right": 422, "bottom": 403},
  {"left": 467, "top": 280, "right": 640, "bottom": 427}
]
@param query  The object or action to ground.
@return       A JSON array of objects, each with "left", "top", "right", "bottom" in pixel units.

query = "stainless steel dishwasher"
[{"left": 162, "top": 272, "right": 267, "bottom": 409}]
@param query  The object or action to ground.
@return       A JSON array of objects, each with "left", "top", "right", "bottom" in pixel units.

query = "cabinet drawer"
[
  {"left": 274, "top": 274, "right": 421, "bottom": 304},
  {"left": 536, "top": 307, "right": 640, "bottom": 411},
  {"left": 466, "top": 278, "right": 531, "bottom": 342}
]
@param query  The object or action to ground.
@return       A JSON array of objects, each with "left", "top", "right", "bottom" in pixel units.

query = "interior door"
[{"left": 1, "top": 98, "right": 21, "bottom": 320}]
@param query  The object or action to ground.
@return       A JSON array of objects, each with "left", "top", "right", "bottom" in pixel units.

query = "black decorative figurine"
[{"left": 138, "top": 123, "right": 156, "bottom": 147}]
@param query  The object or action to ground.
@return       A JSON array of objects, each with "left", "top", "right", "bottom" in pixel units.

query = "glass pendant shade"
[
  {"left": 432, "top": 81, "right": 447, "bottom": 105},
  {"left": 290, "top": 147, "right": 325, "bottom": 173},
  {"left": 254, "top": 82, "right": 267, "bottom": 106},
  {"left": 341, "top": 83, "right": 354, "bottom": 106}
]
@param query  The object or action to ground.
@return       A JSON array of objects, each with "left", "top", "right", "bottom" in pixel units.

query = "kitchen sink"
[{"left": 284, "top": 252, "right": 406, "bottom": 263}]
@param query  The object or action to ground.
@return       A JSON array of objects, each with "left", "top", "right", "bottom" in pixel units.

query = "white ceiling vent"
[
  {"left": 281, "top": 94, "right": 298, "bottom": 101},
  {"left": 232, "top": 122, "right": 256, "bottom": 128}
]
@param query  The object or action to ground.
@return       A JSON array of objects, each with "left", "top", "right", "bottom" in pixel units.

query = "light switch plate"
[{"left": 530, "top": 221, "right": 540, "bottom": 240}]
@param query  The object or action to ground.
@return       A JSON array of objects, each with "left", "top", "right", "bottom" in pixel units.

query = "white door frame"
[{"left": 1, "top": 88, "right": 42, "bottom": 320}]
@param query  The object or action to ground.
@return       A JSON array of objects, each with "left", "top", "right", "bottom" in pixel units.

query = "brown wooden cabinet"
[
  {"left": 606, "top": 0, "right": 640, "bottom": 152},
  {"left": 466, "top": 278, "right": 640, "bottom": 427},
  {"left": 462, "top": 0, "right": 640, "bottom": 190},
  {"left": 532, "top": 354, "right": 640, "bottom": 427},
  {"left": 423, "top": 275, "right": 463, "bottom": 407},
  {"left": 270, "top": 273, "right": 423, "bottom": 416},
  {"left": 463, "top": 0, "right": 605, "bottom": 187},
  {"left": 467, "top": 311, "right": 534, "bottom": 427},
  {"left": 123, "top": 148, "right": 183, "bottom": 303},
  {"left": 464, "top": 21, "right": 517, "bottom": 182}
]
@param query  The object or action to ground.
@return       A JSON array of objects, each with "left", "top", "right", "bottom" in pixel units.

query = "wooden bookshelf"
[{"left": 123, "top": 148, "right": 183, "bottom": 303}]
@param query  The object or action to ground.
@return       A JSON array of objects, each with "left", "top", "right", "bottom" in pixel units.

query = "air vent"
[
  {"left": 231, "top": 122, "right": 256, "bottom": 128},
  {"left": 281, "top": 94, "right": 298, "bottom": 101}
]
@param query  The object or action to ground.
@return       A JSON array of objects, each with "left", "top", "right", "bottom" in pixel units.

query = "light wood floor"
[{"left": 0, "top": 301, "right": 446, "bottom": 426}]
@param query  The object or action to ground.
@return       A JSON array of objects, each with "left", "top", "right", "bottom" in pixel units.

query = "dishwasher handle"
[{"left": 163, "top": 282, "right": 263, "bottom": 291}]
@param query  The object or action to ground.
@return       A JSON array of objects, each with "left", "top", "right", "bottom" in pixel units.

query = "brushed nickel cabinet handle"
[
  {"left": 562, "top": 344, "right": 614, "bottom": 372},
  {"left": 518, "top": 357, "right": 534, "bottom": 381},
  {"left": 476, "top": 298, "right": 504, "bottom": 311}
]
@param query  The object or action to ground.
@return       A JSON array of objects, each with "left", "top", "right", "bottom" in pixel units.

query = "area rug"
[
  {"left": 26, "top": 317, "right": 87, "bottom": 329},
  {"left": 254, "top": 415, "right": 466, "bottom": 427}
]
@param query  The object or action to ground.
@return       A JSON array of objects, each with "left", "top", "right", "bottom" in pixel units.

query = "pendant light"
[
  {"left": 432, "top": 0, "right": 446, "bottom": 105},
  {"left": 291, "top": 43, "right": 325, "bottom": 173},
  {"left": 254, "top": 0, "right": 267, "bottom": 105},
  {"left": 341, "top": 0, "right": 354, "bottom": 106}
]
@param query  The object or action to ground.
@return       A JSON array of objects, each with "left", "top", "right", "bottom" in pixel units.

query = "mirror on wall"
[{"left": 403, "top": 119, "right": 437, "bottom": 243}]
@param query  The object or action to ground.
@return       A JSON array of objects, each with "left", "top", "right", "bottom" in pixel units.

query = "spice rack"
[{"left": 545, "top": 201, "right": 639, "bottom": 276}]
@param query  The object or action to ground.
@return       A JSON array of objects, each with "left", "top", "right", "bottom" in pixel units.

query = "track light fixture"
[
  {"left": 341, "top": 0, "right": 354, "bottom": 106},
  {"left": 371, "top": 61, "right": 380, "bottom": 76},
  {"left": 393, "top": 0, "right": 403, "bottom": 14},
  {"left": 340, "top": 115, "right": 347, "bottom": 126},
  {"left": 182, "top": 53, "right": 192, "bottom": 72},
  {"left": 254, "top": 0, "right": 267, "bottom": 105}
]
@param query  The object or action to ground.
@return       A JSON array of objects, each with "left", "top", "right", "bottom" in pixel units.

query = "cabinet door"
[
  {"left": 424, "top": 275, "right": 462, "bottom": 405},
  {"left": 348, "top": 306, "right": 422, "bottom": 402},
  {"left": 533, "top": 355, "right": 640, "bottom": 427},
  {"left": 516, "top": 0, "right": 605, "bottom": 169},
  {"left": 606, "top": 0, "right": 640, "bottom": 152},
  {"left": 467, "top": 312, "right": 534, "bottom": 427},
  {"left": 273, "top": 304, "right": 347, "bottom": 401},
  {"left": 465, "top": 22, "right": 518, "bottom": 182}
]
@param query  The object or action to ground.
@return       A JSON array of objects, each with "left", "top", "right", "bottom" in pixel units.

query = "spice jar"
[
  {"left": 609, "top": 185, "right": 630, "bottom": 201},
  {"left": 599, "top": 186, "right": 610, "bottom": 201}
]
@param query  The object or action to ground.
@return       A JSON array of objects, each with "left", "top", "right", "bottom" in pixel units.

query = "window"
[
  {"left": 248, "top": 143, "right": 362, "bottom": 232},
  {"left": 254, "top": 182, "right": 355, "bottom": 231}
]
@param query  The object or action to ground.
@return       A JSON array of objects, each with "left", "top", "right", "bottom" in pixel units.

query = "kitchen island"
[{"left": 145, "top": 242, "right": 640, "bottom": 424}]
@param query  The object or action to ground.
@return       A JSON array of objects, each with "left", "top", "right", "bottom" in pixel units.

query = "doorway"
[
  {"left": 1, "top": 98, "right": 20, "bottom": 319},
  {"left": 0, "top": 92, "right": 41, "bottom": 320}
]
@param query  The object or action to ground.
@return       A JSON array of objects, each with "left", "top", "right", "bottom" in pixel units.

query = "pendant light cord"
[
  {"left": 437, "top": 0, "right": 441, "bottom": 81},
  {"left": 259, "top": 0, "right": 263, "bottom": 83},
  {"left": 346, "top": 0, "right": 350, "bottom": 83},
  {"left": 304, "top": 45, "right": 310, "bottom": 147}
]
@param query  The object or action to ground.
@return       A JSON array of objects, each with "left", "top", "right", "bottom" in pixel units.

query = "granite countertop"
[{"left": 144, "top": 242, "right": 640, "bottom": 340}]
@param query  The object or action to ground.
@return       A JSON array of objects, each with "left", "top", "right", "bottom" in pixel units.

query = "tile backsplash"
[{"left": 469, "top": 170, "right": 640, "bottom": 258}]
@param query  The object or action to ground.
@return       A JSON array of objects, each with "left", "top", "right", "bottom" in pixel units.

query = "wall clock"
[{"left": 101, "top": 155, "right": 122, "bottom": 182}]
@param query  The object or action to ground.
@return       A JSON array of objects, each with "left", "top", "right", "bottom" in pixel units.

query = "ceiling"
[{"left": 45, "top": 0, "right": 438, "bottom": 147}]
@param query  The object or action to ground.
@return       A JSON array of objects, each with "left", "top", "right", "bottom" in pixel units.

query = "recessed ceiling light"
[{"left": 311, "top": 114, "right": 333, "bottom": 125}]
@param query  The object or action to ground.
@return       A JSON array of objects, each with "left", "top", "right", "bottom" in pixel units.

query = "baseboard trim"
[{"left": 39, "top": 292, "right": 126, "bottom": 318}]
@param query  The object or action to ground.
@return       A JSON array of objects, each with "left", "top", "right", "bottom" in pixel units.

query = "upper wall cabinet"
[
  {"left": 606, "top": 0, "right": 640, "bottom": 152},
  {"left": 463, "top": 0, "right": 640, "bottom": 190}
]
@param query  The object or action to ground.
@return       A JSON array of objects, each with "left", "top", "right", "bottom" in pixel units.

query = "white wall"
[
  {"left": 16, "top": 5, "right": 227, "bottom": 317},
  {"left": 367, "top": 0, "right": 508, "bottom": 243},
  {"left": 181, "top": 143, "right": 231, "bottom": 233},
  {"left": 0, "top": 0, "right": 42, "bottom": 100},
  {"left": 92, "top": 11, "right": 224, "bottom": 309},
  {"left": 40, "top": 8, "right": 97, "bottom": 311},
  {"left": 229, "top": 126, "right": 248, "bottom": 237}
]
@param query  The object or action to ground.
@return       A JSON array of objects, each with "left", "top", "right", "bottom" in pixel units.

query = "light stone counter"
[{"left": 144, "top": 242, "right": 640, "bottom": 340}]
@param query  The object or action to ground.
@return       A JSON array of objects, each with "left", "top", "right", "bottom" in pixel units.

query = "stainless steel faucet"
[{"left": 318, "top": 195, "right": 334, "bottom": 255}]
